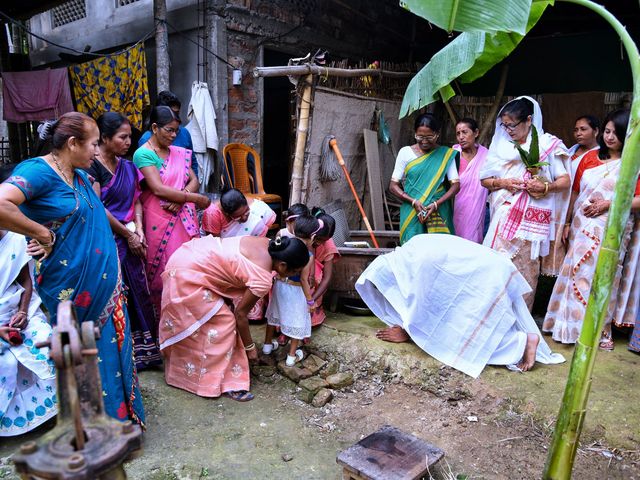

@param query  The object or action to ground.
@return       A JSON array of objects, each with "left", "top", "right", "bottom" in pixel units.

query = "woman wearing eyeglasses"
[
  {"left": 389, "top": 113, "right": 460, "bottom": 245},
  {"left": 133, "top": 106, "right": 211, "bottom": 317},
  {"left": 480, "top": 96, "right": 571, "bottom": 310}
]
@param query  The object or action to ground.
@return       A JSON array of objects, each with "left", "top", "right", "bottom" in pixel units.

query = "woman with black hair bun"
[
  {"left": 201, "top": 187, "right": 276, "bottom": 238},
  {"left": 308, "top": 207, "right": 339, "bottom": 327},
  {"left": 263, "top": 213, "right": 319, "bottom": 365},
  {"left": 85, "top": 111, "right": 161, "bottom": 370},
  {"left": 0, "top": 112, "right": 145, "bottom": 426},
  {"left": 159, "top": 234, "right": 308, "bottom": 401},
  {"left": 133, "top": 106, "right": 211, "bottom": 318}
]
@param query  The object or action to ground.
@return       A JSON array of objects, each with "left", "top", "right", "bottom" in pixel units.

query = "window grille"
[
  {"left": 116, "top": 0, "right": 142, "bottom": 6},
  {"left": 51, "top": 0, "right": 87, "bottom": 28}
]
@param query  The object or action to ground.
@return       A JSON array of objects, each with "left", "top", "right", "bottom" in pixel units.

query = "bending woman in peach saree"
[{"left": 159, "top": 235, "right": 308, "bottom": 401}]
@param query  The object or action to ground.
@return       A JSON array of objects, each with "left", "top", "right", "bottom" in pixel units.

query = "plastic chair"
[{"left": 222, "top": 143, "right": 282, "bottom": 230}]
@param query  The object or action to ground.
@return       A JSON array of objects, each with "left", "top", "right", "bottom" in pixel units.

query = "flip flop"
[
  {"left": 223, "top": 390, "right": 255, "bottom": 402},
  {"left": 599, "top": 339, "right": 614, "bottom": 351}
]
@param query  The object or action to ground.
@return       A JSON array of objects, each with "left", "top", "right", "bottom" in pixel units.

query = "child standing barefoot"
[{"left": 264, "top": 214, "right": 320, "bottom": 366}]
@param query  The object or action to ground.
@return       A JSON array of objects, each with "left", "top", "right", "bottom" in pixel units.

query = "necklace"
[{"left": 51, "top": 153, "right": 94, "bottom": 209}]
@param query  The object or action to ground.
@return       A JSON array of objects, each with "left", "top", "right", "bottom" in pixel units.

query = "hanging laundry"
[
  {"left": 68, "top": 43, "right": 149, "bottom": 130},
  {"left": 185, "top": 81, "right": 219, "bottom": 192},
  {"left": 2, "top": 68, "right": 74, "bottom": 122}
]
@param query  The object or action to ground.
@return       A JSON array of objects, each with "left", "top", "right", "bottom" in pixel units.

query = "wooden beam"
[{"left": 254, "top": 64, "right": 413, "bottom": 79}]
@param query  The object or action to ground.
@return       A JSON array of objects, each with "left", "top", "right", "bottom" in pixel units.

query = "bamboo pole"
[
  {"left": 543, "top": 1, "right": 640, "bottom": 478},
  {"left": 254, "top": 64, "right": 413, "bottom": 79},
  {"left": 289, "top": 74, "right": 313, "bottom": 205}
]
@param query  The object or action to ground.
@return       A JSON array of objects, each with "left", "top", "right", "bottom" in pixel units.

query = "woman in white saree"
[
  {"left": 480, "top": 96, "right": 571, "bottom": 310},
  {"left": 356, "top": 234, "right": 564, "bottom": 378},
  {"left": 0, "top": 230, "right": 57, "bottom": 436},
  {"left": 543, "top": 109, "right": 640, "bottom": 350}
]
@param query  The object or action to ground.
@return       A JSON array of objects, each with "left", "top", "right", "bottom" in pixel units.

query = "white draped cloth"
[
  {"left": 0, "top": 232, "right": 57, "bottom": 436},
  {"left": 185, "top": 81, "right": 219, "bottom": 192},
  {"left": 355, "top": 234, "right": 564, "bottom": 378}
]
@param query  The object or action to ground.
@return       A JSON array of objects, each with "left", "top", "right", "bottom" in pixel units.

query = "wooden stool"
[{"left": 336, "top": 425, "right": 444, "bottom": 480}]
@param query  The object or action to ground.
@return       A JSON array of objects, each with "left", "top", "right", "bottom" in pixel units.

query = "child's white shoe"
[
  {"left": 285, "top": 349, "right": 304, "bottom": 367},
  {"left": 262, "top": 340, "right": 279, "bottom": 355}
]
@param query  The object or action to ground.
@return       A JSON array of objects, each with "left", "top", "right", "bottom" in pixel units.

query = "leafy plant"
[
  {"left": 400, "top": 1, "right": 640, "bottom": 479},
  {"left": 513, "top": 125, "right": 548, "bottom": 169}
]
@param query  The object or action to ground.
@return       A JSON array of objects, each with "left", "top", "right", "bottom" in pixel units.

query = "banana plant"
[{"left": 399, "top": 1, "right": 640, "bottom": 479}]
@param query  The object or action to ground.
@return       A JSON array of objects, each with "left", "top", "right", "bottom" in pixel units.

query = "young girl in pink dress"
[{"left": 309, "top": 208, "right": 339, "bottom": 327}]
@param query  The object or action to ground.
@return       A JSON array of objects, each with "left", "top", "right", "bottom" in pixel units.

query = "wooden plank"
[
  {"left": 363, "top": 129, "right": 386, "bottom": 231},
  {"left": 337, "top": 425, "right": 444, "bottom": 480}
]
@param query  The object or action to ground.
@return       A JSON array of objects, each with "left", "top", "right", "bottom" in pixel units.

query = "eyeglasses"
[
  {"left": 161, "top": 126, "right": 179, "bottom": 135},
  {"left": 415, "top": 134, "right": 438, "bottom": 142},
  {"left": 230, "top": 207, "right": 250, "bottom": 222},
  {"left": 500, "top": 120, "right": 523, "bottom": 132}
]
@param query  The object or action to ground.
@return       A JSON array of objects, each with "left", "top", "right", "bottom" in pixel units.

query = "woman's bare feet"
[
  {"left": 375, "top": 325, "right": 410, "bottom": 343},
  {"left": 516, "top": 333, "right": 540, "bottom": 372}
]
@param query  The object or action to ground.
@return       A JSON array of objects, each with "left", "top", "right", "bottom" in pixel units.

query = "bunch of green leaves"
[{"left": 512, "top": 125, "right": 548, "bottom": 168}]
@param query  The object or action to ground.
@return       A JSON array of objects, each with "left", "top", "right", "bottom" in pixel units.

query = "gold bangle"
[
  {"left": 411, "top": 198, "right": 417, "bottom": 207},
  {"left": 543, "top": 182, "right": 550, "bottom": 196},
  {"left": 244, "top": 342, "right": 256, "bottom": 351}
]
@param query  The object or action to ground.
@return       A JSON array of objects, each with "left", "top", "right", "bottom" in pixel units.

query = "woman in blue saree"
[
  {"left": 0, "top": 112, "right": 145, "bottom": 426},
  {"left": 86, "top": 112, "right": 161, "bottom": 370},
  {"left": 389, "top": 113, "right": 460, "bottom": 244}
]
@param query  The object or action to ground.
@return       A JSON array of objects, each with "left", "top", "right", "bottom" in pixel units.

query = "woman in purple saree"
[{"left": 86, "top": 112, "right": 161, "bottom": 370}]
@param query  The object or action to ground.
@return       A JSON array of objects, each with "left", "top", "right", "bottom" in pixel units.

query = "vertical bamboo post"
[
  {"left": 289, "top": 74, "right": 313, "bottom": 205},
  {"left": 543, "top": 1, "right": 640, "bottom": 478}
]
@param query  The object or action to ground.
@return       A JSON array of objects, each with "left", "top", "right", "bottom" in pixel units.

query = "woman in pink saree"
[
  {"left": 133, "top": 106, "right": 211, "bottom": 317},
  {"left": 160, "top": 235, "right": 309, "bottom": 401},
  {"left": 452, "top": 118, "right": 489, "bottom": 243}
]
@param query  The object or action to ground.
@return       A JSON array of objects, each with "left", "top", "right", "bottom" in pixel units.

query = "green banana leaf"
[
  {"left": 400, "top": 0, "right": 532, "bottom": 34},
  {"left": 400, "top": 32, "right": 486, "bottom": 117},
  {"left": 399, "top": 0, "right": 554, "bottom": 118},
  {"left": 460, "top": 1, "right": 553, "bottom": 83}
]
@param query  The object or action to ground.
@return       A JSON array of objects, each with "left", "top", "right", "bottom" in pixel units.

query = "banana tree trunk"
[{"left": 543, "top": 1, "right": 640, "bottom": 478}]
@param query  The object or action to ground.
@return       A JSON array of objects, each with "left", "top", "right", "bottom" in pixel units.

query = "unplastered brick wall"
[{"left": 227, "top": 32, "right": 261, "bottom": 148}]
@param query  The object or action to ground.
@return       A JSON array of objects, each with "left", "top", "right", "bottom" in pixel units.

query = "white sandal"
[
  {"left": 262, "top": 340, "right": 279, "bottom": 355},
  {"left": 285, "top": 349, "right": 304, "bottom": 367}
]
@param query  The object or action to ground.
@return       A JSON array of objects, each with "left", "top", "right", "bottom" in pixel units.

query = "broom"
[
  {"left": 319, "top": 135, "right": 342, "bottom": 182},
  {"left": 329, "top": 137, "right": 380, "bottom": 248}
]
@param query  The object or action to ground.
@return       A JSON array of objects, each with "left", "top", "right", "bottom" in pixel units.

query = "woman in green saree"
[{"left": 390, "top": 114, "right": 460, "bottom": 244}]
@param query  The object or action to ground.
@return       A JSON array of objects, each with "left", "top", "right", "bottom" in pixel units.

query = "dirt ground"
[{"left": 1, "top": 312, "right": 639, "bottom": 479}]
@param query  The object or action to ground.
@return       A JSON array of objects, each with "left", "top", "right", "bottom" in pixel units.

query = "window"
[
  {"left": 116, "top": 0, "right": 142, "bottom": 6},
  {"left": 51, "top": 0, "right": 87, "bottom": 28}
]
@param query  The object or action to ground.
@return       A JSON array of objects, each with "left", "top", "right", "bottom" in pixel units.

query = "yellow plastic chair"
[{"left": 222, "top": 143, "right": 282, "bottom": 230}]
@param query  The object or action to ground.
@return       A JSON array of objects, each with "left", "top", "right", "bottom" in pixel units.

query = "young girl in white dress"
[{"left": 263, "top": 208, "right": 320, "bottom": 366}]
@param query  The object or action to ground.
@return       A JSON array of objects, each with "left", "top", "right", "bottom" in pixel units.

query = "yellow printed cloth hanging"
[{"left": 69, "top": 43, "right": 149, "bottom": 130}]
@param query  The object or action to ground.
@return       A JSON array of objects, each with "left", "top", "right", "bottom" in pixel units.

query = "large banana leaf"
[
  {"left": 399, "top": 32, "right": 485, "bottom": 117},
  {"left": 399, "top": 0, "right": 554, "bottom": 117},
  {"left": 400, "top": 0, "right": 532, "bottom": 34},
  {"left": 460, "top": 1, "right": 553, "bottom": 83}
]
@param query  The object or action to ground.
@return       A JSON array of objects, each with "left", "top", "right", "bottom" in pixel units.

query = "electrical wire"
[
  {"left": 0, "top": 9, "right": 158, "bottom": 58},
  {"left": 158, "top": 17, "right": 236, "bottom": 69}
]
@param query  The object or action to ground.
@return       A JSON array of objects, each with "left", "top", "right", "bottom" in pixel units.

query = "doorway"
[{"left": 262, "top": 49, "right": 294, "bottom": 207}]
